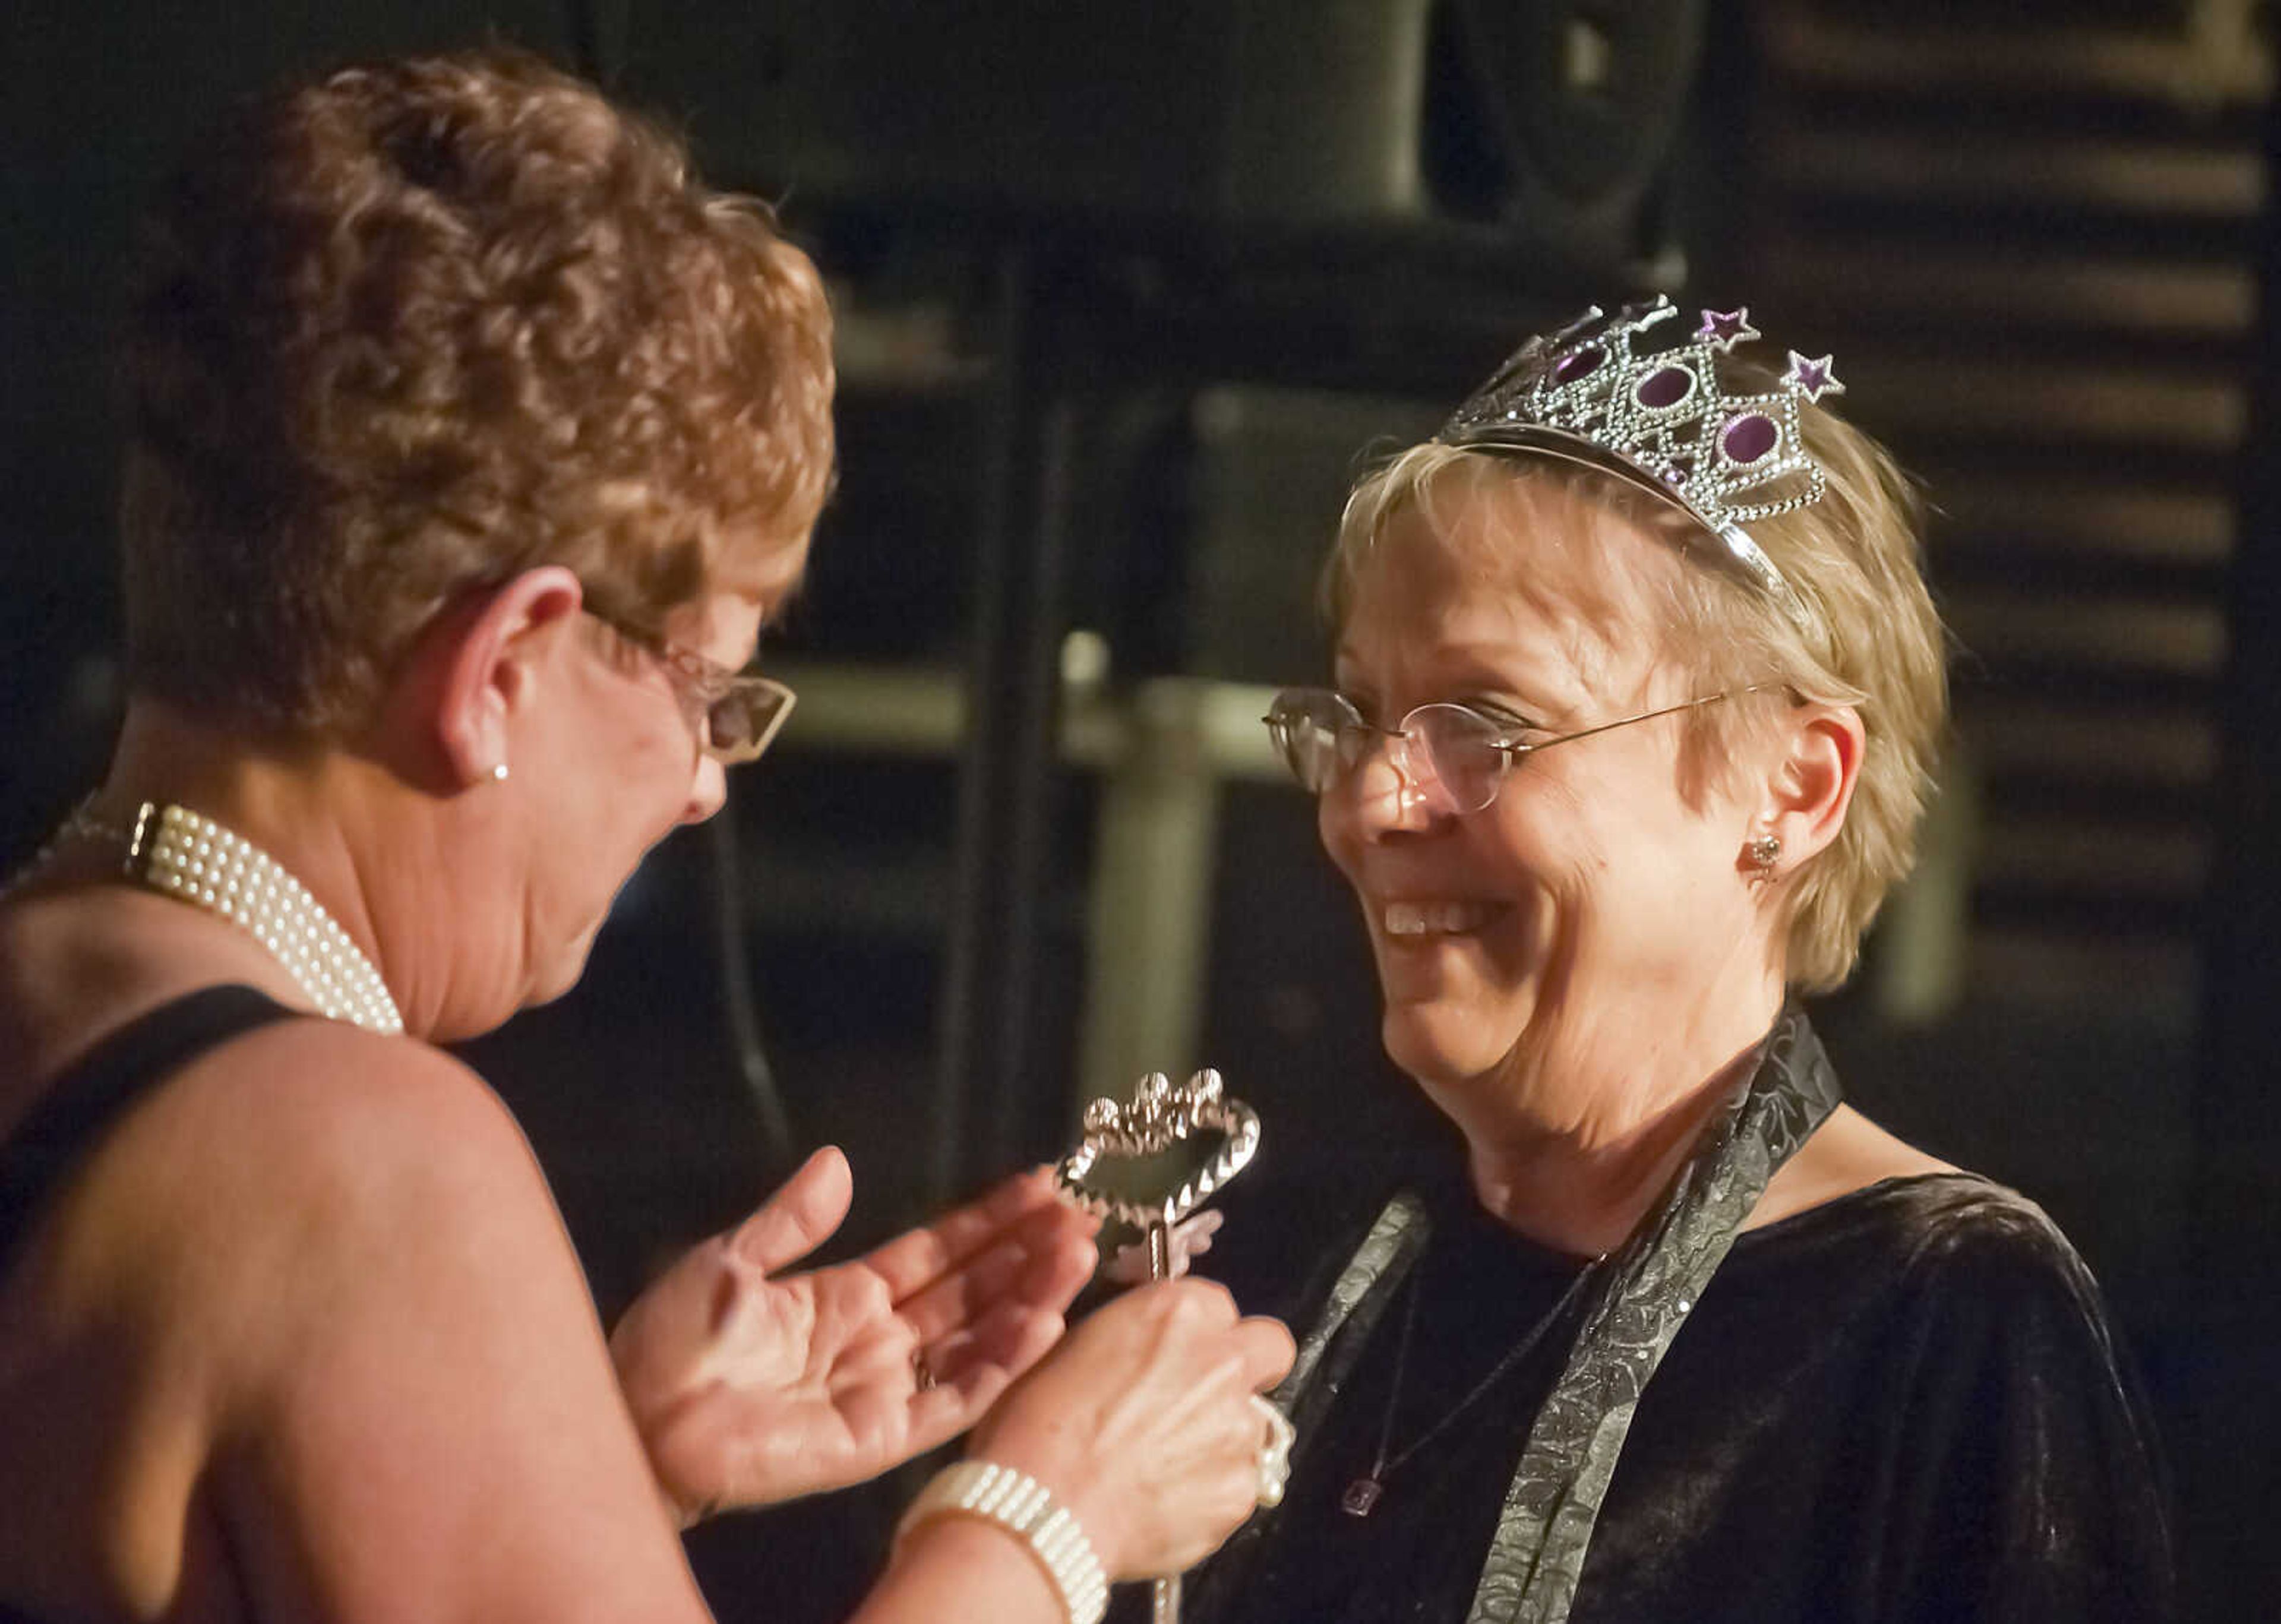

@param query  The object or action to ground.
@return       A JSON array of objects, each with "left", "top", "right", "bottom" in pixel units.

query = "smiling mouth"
[{"left": 1381, "top": 901, "right": 1503, "bottom": 938}]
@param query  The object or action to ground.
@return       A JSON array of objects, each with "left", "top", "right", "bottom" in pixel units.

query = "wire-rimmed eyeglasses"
[
  {"left": 1262, "top": 687, "right": 1745, "bottom": 816},
  {"left": 584, "top": 609, "right": 797, "bottom": 766}
]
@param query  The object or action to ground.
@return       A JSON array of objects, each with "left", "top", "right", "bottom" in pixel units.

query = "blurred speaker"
[{"left": 620, "top": 0, "right": 1703, "bottom": 266}]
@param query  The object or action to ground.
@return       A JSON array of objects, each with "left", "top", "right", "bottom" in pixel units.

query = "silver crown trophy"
[{"left": 1058, "top": 1069, "right": 1264, "bottom": 1624}]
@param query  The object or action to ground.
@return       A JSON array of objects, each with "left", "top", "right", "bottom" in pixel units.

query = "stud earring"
[
  {"left": 490, "top": 761, "right": 510, "bottom": 783},
  {"left": 1745, "top": 832, "right": 1782, "bottom": 868}
]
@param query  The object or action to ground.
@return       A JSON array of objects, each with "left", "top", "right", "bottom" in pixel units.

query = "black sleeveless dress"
[{"left": 0, "top": 985, "right": 296, "bottom": 1623}]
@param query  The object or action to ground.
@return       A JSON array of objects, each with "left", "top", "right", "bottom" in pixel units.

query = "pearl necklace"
[{"left": 56, "top": 801, "right": 405, "bottom": 1035}]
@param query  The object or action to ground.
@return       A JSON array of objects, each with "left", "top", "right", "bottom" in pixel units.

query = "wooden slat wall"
[{"left": 1749, "top": 0, "right": 2265, "bottom": 1010}]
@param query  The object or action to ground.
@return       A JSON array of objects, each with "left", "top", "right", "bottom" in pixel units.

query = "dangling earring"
[
  {"left": 490, "top": 761, "right": 511, "bottom": 783},
  {"left": 1745, "top": 832, "right": 1782, "bottom": 869}
]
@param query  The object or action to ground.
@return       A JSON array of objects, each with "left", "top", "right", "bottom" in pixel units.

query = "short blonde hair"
[
  {"left": 1326, "top": 400, "right": 1948, "bottom": 993},
  {"left": 119, "top": 46, "right": 835, "bottom": 736}
]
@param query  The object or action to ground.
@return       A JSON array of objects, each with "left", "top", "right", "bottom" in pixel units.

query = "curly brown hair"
[{"left": 118, "top": 46, "right": 835, "bottom": 736}]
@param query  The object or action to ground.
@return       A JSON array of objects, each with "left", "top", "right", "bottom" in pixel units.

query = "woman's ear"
[
  {"left": 1746, "top": 702, "right": 1864, "bottom": 876},
  {"left": 424, "top": 567, "right": 586, "bottom": 790}
]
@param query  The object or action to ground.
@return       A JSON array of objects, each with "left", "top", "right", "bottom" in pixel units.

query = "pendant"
[{"left": 1341, "top": 1476, "right": 1385, "bottom": 1517}]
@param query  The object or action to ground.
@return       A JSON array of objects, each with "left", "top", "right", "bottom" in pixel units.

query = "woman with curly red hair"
[{"left": 0, "top": 49, "right": 1290, "bottom": 1624}]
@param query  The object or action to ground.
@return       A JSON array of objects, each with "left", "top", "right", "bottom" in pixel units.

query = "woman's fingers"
[
  {"left": 917, "top": 1298, "right": 1067, "bottom": 1394},
  {"left": 863, "top": 1167, "right": 1093, "bottom": 1300},
  {"left": 962, "top": 1276, "right": 1296, "bottom": 1579},
  {"left": 1234, "top": 1312, "right": 1299, "bottom": 1392},
  {"left": 1103, "top": 1209, "right": 1225, "bottom": 1284},
  {"left": 897, "top": 1206, "right": 1097, "bottom": 1344},
  {"left": 725, "top": 1146, "right": 855, "bottom": 1274}
]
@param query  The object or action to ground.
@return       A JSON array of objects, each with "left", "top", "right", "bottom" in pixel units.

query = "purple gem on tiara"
[
  {"left": 1721, "top": 413, "right": 1778, "bottom": 465},
  {"left": 1635, "top": 365, "right": 1694, "bottom": 410},
  {"left": 1554, "top": 346, "right": 1604, "bottom": 384}
]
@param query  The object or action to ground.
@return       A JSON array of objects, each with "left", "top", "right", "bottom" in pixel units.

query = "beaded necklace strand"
[{"left": 26, "top": 800, "right": 404, "bottom": 1035}]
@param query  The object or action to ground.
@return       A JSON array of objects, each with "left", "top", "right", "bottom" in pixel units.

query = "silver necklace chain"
[
  {"left": 1343, "top": 1247, "right": 1603, "bottom": 1517},
  {"left": 33, "top": 799, "right": 405, "bottom": 1036}
]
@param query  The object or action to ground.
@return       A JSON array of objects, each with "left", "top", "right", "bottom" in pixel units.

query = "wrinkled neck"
[
  {"left": 93, "top": 699, "right": 450, "bottom": 1035},
  {"left": 1457, "top": 992, "right": 1780, "bottom": 1256}
]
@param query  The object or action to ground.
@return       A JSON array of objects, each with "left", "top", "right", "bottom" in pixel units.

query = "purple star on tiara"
[
  {"left": 1784, "top": 350, "right": 1844, "bottom": 403},
  {"left": 1697, "top": 308, "right": 1759, "bottom": 353}
]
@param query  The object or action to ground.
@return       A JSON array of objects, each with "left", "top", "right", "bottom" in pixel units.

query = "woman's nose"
[
  {"left": 681, "top": 754, "right": 729, "bottom": 825},
  {"left": 1332, "top": 734, "right": 1446, "bottom": 837}
]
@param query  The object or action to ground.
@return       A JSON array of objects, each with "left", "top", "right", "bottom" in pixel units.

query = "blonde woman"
[{"left": 1191, "top": 301, "right": 2170, "bottom": 1624}]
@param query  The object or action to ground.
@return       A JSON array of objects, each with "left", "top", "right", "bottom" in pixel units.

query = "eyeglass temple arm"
[{"left": 1502, "top": 690, "right": 1751, "bottom": 759}]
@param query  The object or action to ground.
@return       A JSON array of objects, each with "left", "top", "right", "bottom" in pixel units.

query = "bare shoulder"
[
  {"left": 74, "top": 1019, "right": 565, "bottom": 1364},
  {"left": 1746, "top": 1104, "right": 1959, "bottom": 1231},
  {"left": 141, "top": 1019, "right": 586, "bottom": 1387},
  {"left": 180, "top": 1020, "right": 542, "bottom": 1207},
  {"left": 3, "top": 1012, "right": 702, "bottom": 1622},
  {"left": 114, "top": 1019, "right": 542, "bottom": 1219},
  {"left": 122, "top": 1025, "right": 706, "bottom": 1620}
]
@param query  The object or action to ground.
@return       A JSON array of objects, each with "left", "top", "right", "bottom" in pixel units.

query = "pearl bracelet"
[{"left": 895, "top": 1460, "right": 1109, "bottom": 1624}]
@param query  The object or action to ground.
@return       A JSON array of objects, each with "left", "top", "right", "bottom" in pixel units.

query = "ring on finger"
[{"left": 1249, "top": 1395, "right": 1295, "bottom": 1508}]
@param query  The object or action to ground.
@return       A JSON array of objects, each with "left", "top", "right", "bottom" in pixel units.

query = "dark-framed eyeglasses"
[
  {"left": 583, "top": 609, "right": 797, "bottom": 766},
  {"left": 1262, "top": 687, "right": 1743, "bottom": 816}
]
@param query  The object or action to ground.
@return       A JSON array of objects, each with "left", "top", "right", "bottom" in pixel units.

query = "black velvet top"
[{"left": 1186, "top": 1171, "right": 2173, "bottom": 1624}]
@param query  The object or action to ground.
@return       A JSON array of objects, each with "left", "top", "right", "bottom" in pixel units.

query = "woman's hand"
[
  {"left": 1103, "top": 1209, "right": 1224, "bottom": 1284},
  {"left": 608, "top": 1147, "right": 1099, "bottom": 1522},
  {"left": 966, "top": 1277, "right": 1297, "bottom": 1580}
]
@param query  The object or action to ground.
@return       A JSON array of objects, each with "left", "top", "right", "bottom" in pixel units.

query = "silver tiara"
[{"left": 1437, "top": 296, "right": 1843, "bottom": 626}]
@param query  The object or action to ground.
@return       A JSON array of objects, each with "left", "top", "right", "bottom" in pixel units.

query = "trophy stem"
[
  {"left": 1148, "top": 1219, "right": 1174, "bottom": 1284},
  {"left": 1059, "top": 1067, "right": 1260, "bottom": 1624},
  {"left": 1149, "top": 1218, "right": 1181, "bottom": 1624}
]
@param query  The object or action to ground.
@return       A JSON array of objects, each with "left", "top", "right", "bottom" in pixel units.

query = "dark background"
[{"left": 4, "top": 1, "right": 2274, "bottom": 1616}]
